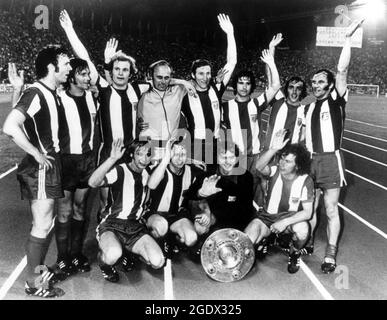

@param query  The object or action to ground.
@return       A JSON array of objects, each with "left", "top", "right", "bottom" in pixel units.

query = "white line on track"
[
  {"left": 339, "top": 203, "right": 387, "bottom": 240},
  {"left": 164, "top": 259, "right": 174, "bottom": 300},
  {"left": 345, "top": 129, "right": 387, "bottom": 143},
  {"left": 346, "top": 169, "right": 387, "bottom": 191},
  {"left": 346, "top": 118, "right": 387, "bottom": 129},
  {"left": 343, "top": 137, "right": 387, "bottom": 152},
  {"left": 341, "top": 148, "right": 387, "bottom": 167},
  {"left": 0, "top": 256, "right": 27, "bottom": 300},
  {"left": 300, "top": 260, "right": 334, "bottom": 300},
  {"left": 0, "top": 164, "right": 17, "bottom": 180},
  {"left": 0, "top": 218, "right": 56, "bottom": 299}
]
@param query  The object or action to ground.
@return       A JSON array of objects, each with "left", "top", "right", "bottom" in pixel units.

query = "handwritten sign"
[{"left": 316, "top": 26, "right": 363, "bottom": 48}]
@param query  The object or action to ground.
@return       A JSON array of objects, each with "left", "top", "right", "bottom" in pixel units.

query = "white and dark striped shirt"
[
  {"left": 14, "top": 81, "right": 61, "bottom": 154},
  {"left": 58, "top": 90, "right": 98, "bottom": 154},
  {"left": 147, "top": 165, "right": 196, "bottom": 215},
  {"left": 264, "top": 166, "right": 314, "bottom": 215},
  {"left": 264, "top": 91, "right": 305, "bottom": 150},
  {"left": 97, "top": 77, "right": 150, "bottom": 150},
  {"left": 222, "top": 94, "right": 268, "bottom": 155},
  {"left": 304, "top": 88, "right": 348, "bottom": 154},
  {"left": 181, "top": 82, "right": 225, "bottom": 140},
  {"left": 103, "top": 164, "right": 150, "bottom": 220}
]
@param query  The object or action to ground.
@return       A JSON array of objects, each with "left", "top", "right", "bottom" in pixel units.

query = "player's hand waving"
[
  {"left": 260, "top": 49, "right": 275, "bottom": 65},
  {"left": 215, "top": 68, "right": 229, "bottom": 84},
  {"left": 269, "top": 33, "right": 283, "bottom": 55},
  {"left": 345, "top": 19, "right": 365, "bottom": 38},
  {"left": 198, "top": 175, "right": 222, "bottom": 197},
  {"left": 104, "top": 38, "right": 119, "bottom": 64},
  {"left": 59, "top": 10, "right": 73, "bottom": 30},
  {"left": 217, "top": 14, "right": 234, "bottom": 34},
  {"left": 270, "top": 129, "right": 290, "bottom": 151},
  {"left": 109, "top": 138, "right": 126, "bottom": 161},
  {"left": 8, "top": 63, "right": 24, "bottom": 90}
]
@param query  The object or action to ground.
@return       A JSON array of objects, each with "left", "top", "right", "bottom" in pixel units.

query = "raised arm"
[
  {"left": 255, "top": 129, "right": 289, "bottom": 174},
  {"left": 260, "top": 49, "right": 281, "bottom": 103},
  {"left": 336, "top": 19, "right": 364, "bottom": 96},
  {"left": 8, "top": 63, "right": 24, "bottom": 107},
  {"left": 147, "top": 139, "right": 173, "bottom": 189},
  {"left": 59, "top": 9, "right": 98, "bottom": 85},
  {"left": 217, "top": 14, "right": 237, "bottom": 86},
  {"left": 266, "top": 33, "right": 283, "bottom": 88},
  {"left": 88, "top": 139, "right": 125, "bottom": 187}
]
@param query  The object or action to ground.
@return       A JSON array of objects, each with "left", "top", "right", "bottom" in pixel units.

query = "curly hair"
[
  {"left": 284, "top": 76, "right": 307, "bottom": 100},
  {"left": 280, "top": 143, "right": 311, "bottom": 175},
  {"left": 232, "top": 70, "right": 256, "bottom": 95}
]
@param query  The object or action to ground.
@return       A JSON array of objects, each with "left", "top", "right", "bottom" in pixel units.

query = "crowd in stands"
[{"left": 1, "top": 10, "right": 386, "bottom": 94}]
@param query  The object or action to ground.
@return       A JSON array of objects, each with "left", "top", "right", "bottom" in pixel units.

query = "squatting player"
[
  {"left": 247, "top": 130, "right": 314, "bottom": 274},
  {"left": 88, "top": 139, "right": 165, "bottom": 283},
  {"left": 304, "top": 19, "right": 364, "bottom": 273},
  {"left": 144, "top": 138, "right": 203, "bottom": 258}
]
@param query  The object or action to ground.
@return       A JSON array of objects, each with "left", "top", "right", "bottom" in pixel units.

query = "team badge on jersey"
[
  {"left": 250, "top": 114, "right": 258, "bottom": 122},
  {"left": 297, "top": 117, "right": 303, "bottom": 126},
  {"left": 321, "top": 112, "right": 330, "bottom": 121},
  {"left": 291, "top": 197, "right": 299, "bottom": 204},
  {"left": 228, "top": 196, "right": 236, "bottom": 202},
  {"left": 212, "top": 101, "right": 219, "bottom": 110}
]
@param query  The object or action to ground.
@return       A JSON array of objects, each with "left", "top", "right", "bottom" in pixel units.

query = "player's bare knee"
[
  {"left": 184, "top": 230, "right": 198, "bottom": 247},
  {"left": 103, "top": 246, "right": 122, "bottom": 265},
  {"left": 150, "top": 251, "right": 165, "bottom": 269},
  {"left": 292, "top": 222, "right": 309, "bottom": 241}
]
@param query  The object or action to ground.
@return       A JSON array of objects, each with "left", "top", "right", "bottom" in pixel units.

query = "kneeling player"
[
  {"left": 245, "top": 130, "right": 314, "bottom": 273},
  {"left": 88, "top": 139, "right": 165, "bottom": 282},
  {"left": 184, "top": 137, "right": 259, "bottom": 245},
  {"left": 145, "top": 139, "right": 203, "bottom": 259}
]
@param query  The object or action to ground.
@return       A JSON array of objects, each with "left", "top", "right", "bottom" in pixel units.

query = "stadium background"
[{"left": 0, "top": 0, "right": 386, "bottom": 301}]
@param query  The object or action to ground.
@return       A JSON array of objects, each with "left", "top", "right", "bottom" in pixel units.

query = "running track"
[{"left": 0, "top": 94, "right": 386, "bottom": 300}]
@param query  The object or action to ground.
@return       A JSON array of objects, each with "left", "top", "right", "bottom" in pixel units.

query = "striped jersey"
[
  {"left": 264, "top": 166, "right": 314, "bottom": 215},
  {"left": 222, "top": 94, "right": 268, "bottom": 155},
  {"left": 304, "top": 88, "right": 348, "bottom": 153},
  {"left": 58, "top": 90, "right": 98, "bottom": 154},
  {"left": 14, "top": 81, "right": 61, "bottom": 154},
  {"left": 97, "top": 76, "right": 150, "bottom": 150},
  {"left": 103, "top": 164, "right": 150, "bottom": 220},
  {"left": 181, "top": 82, "right": 225, "bottom": 140},
  {"left": 146, "top": 165, "right": 196, "bottom": 215},
  {"left": 264, "top": 91, "right": 305, "bottom": 150}
]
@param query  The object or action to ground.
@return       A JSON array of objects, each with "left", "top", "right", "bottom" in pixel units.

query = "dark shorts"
[
  {"left": 145, "top": 208, "right": 192, "bottom": 226},
  {"left": 96, "top": 217, "right": 149, "bottom": 251},
  {"left": 17, "top": 153, "right": 63, "bottom": 200},
  {"left": 255, "top": 210, "right": 296, "bottom": 228},
  {"left": 61, "top": 151, "right": 96, "bottom": 191},
  {"left": 311, "top": 150, "right": 346, "bottom": 190}
]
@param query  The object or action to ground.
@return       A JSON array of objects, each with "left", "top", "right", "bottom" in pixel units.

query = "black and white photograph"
[{"left": 0, "top": 0, "right": 386, "bottom": 303}]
